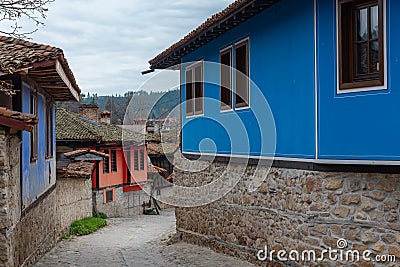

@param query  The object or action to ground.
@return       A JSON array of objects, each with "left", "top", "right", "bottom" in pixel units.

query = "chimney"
[
  {"left": 79, "top": 104, "right": 99, "bottom": 122},
  {"left": 100, "top": 110, "right": 111, "bottom": 124}
]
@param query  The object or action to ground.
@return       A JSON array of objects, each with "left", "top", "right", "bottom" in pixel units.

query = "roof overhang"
[
  {"left": 64, "top": 149, "right": 109, "bottom": 161},
  {"left": 27, "top": 59, "right": 80, "bottom": 101},
  {"left": 149, "top": 0, "right": 281, "bottom": 70},
  {"left": 0, "top": 107, "right": 38, "bottom": 132}
]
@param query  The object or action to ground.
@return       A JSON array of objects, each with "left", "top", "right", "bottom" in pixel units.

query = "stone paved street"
[{"left": 33, "top": 209, "right": 255, "bottom": 267}]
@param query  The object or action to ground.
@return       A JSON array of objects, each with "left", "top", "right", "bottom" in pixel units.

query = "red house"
[{"left": 56, "top": 106, "right": 149, "bottom": 217}]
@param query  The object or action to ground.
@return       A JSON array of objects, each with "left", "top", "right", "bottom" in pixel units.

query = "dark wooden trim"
[
  {"left": 338, "top": 0, "right": 384, "bottom": 90},
  {"left": 95, "top": 147, "right": 100, "bottom": 190},
  {"left": 0, "top": 116, "right": 32, "bottom": 132},
  {"left": 93, "top": 182, "right": 145, "bottom": 191},
  {"left": 182, "top": 153, "right": 400, "bottom": 174},
  {"left": 21, "top": 184, "right": 56, "bottom": 218}
]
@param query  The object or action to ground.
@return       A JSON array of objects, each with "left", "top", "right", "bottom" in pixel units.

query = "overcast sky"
[{"left": 17, "top": 0, "right": 232, "bottom": 96}]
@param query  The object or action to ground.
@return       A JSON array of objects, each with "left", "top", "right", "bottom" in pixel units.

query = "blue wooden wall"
[
  {"left": 180, "top": 0, "right": 400, "bottom": 162},
  {"left": 317, "top": 0, "right": 400, "bottom": 161},
  {"left": 21, "top": 82, "right": 56, "bottom": 209},
  {"left": 181, "top": 0, "right": 316, "bottom": 158}
]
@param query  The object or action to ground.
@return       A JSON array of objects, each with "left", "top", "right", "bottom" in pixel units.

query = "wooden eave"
[
  {"left": 149, "top": 0, "right": 281, "bottom": 70},
  {"left": 27, "top": 60, "right": 79, "bottom": 101},
  {"left": 0, "top": 115, "right": 36, "bottom": 132}
]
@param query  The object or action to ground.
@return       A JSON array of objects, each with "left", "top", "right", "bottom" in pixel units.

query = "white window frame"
[
  {"left": 234, "top": 37, "right": 251, "bottom": 109},
  {"left": 220, "top": 45, "right": 233, "bottom": 112},
  {"left": 335, "top": 0, "right": 387, "bottom": 95},
  {"left": 185, "top": 60, "right": 204, "bottom": 117}
]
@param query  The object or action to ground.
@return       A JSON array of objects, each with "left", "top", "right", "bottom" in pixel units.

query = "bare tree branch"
[
  {"left": 0, "top": 0, "right": 54, "bottom": 39},
  {"left": 0, "top": 0, "right": 54, "bottom": 94}
]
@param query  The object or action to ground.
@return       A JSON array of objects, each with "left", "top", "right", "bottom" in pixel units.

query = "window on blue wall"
[
  {"left": 45, "top": 102, "right": 53, "bottom": 158},
  {"left": 185, "top": 61, "right": 204, "bottom": 116},
  {"left": 338, "top": 0, "right": 384, "bottom": 90},
  {"left": 220, "top": 47, "right": 232, "bottom": 110},
  {"left": 235, "top": 39, "right": 249, "bottom": 108},
  {"left": 30, "top": 94, "right": 38, "bottom": 161}
]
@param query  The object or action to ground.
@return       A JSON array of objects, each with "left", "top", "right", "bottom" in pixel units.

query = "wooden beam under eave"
[
  {"left": 0, "top": 116, "right": 34, "bottom": 132},
  {"left": 55, "top": 60, "right": 79, "bottom": 102}
]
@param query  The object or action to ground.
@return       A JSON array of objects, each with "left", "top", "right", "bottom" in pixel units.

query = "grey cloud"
[{"left": 25, "top": 0, "right": 232, "bottom": 95}]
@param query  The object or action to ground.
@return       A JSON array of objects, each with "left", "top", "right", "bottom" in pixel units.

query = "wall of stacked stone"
[
  {"left": 173, "top": 157, "right": 400, "bottom": 266},
  {"left": 56, "top": 177, "right": 92, "bottom": 235},
  {"left": 0, "top": 128, "right": 94, "bottom": 266},
  {"left": 94, "top": 187, "right": 148, "bottom": 217},
  {"left": 0, "top": 129, "right": 21, "bottom": 266}
]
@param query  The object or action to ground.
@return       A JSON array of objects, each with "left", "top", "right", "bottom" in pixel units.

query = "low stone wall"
[
  {"left": 94, "top": 187, "right": 148, "bottom": 217},
  {"left": 0, "top": 128, "right": 93, "bottom": 266},
  {"left": 9, "top": 188, "right": 59, "bottom": 267},
  {"left": 56, "top": 177, "right": 92, "bottom": 235},
  {"left": 173, "top": 157, "right": 400, "bottom": 266}
]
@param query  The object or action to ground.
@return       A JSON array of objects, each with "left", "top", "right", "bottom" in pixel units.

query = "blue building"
[
  {"left": 148, "top": 1, "right": 400, "bottom": 265},
  {"left": 149, "top": 0, "right": 400, "bottom": 166},
  {"left": 0, "top": 36, "right": 80, "bottom": 209}
]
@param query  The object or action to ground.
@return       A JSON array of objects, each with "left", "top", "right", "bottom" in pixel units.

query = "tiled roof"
[
  {"left": 0, "top": 35, "right": 80, "bottom": 100},
  {"left": 0, "top": 107, "right": 38, "bottom": 132},
  {"left": 147, "top": 142, "right": 178, "bottom": 155},
  {"left": 64, "top": 149, "right": 109, "bottom": 158},
  {"left": 148, "top": 164, "right": 167, "bottom": 174},
  {"left": 149, "top": 0, "right": 280, "bottom": 69},
  {"left": 56, "top": 108, "right": 142, "bottom": 144},
  {"left": 61, "top": 161, "right": 95, "bottom": 179}
]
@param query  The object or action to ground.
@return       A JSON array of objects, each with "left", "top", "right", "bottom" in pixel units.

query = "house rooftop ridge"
[{"left": 148, "top": 0, "right": 281, "bottom": 69}]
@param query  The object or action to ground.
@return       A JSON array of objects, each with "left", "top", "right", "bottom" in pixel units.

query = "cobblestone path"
[{"left": 33, "top": 210, "right": 255, "bottom": 267}]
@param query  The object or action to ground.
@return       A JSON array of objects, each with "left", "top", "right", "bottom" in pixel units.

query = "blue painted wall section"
[
  {"left": 181, "top": 0, "right": 316, "bottom": 158},
  {"left": 21, "top": 83, "right": 56, "bottom": 209},
  {"left": 317, "top": 0, "right": 400, "bottom": 160}
]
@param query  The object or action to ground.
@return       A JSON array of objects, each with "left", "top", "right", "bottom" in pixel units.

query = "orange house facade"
[
  {"left": 94, "top": 145, "right": 148, "bottom": 198},
  {"left": 56, "top": 107, "right": 149, "bottom": 217}
]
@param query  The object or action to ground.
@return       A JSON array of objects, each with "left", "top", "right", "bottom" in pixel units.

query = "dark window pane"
[
  {"left": 220, "top": 50, "right": 232, "bottom": 109},
  {"left": 126, "top": 149, "right": 131, "bottom": 183},
  {"left": 235, "top": 41, "right": 249, "bottom": 107},
  {"left": 103, "top": 150, "right": 109, "bottom": 174},
  {"left": 140, "top": 149, "right": 145, "bottom": 170},
  {"left": 30, "top": 95, "right": 38, "bottom": 160},
  {"left": 194, "top": 65, "right": 203, "bottom": 113},
  {"left": 356, "top": 43, "right": 368, "bottom": 75},
  {"left": 106, "top": 190, "right": 113, "bottom": 203},
  {"left": 111, "top": 149, "right": 117, "bottom": 172},
  {"left": 134, "top": 149, "right": 139, "bottom": 171},
  {"left": 186, "top": 69, "right": 193, "bottom": 115},
  {"left": 46, "top": 104, "right": 53, "bottom": 158},
  {"left": 370, "top": 41, "right": 379, "bottom": 72},
  {"left": 370, "top": 5, "right": 379, "bottom": 39},
  {"left": 356, "top": 8, "right": 368, "bottom": 41}
]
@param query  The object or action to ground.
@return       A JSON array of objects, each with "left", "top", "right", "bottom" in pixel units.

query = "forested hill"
[{"left": 58, "top": 89, "right": 180, "bottom": 125}]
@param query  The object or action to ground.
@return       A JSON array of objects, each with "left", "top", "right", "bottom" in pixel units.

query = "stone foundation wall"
[
  {"left": 0, "top": 128, "right": 93, "bottom": 266},
  {"left": 0, "top": 129, "right": 22, "bottom": 266},
  {"left": 173, "top": 157, "right": 400, "bottom": 266},
  {"left": 94, "top": 187, "right": 148, "bottom": 217},
  {"left": 56, "top": 177, "right": 92, "bottom": 235}
]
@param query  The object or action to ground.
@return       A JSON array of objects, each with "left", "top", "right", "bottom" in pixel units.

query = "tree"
[{"left": 0, "top": 0, "right": 54, "bottom": 38}]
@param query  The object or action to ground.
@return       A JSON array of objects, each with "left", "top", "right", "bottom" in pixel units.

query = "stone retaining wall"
[
  {"left": 173, "top": 157, "right": 400, "bottom": 266},
  {"left": 0, "top": 128, "right": 93, "bottom": 266},
  {"left": 94, "top": 187, "right": 148, "bottom": 217},
  {"left": 56, "top": 177, "right": 92, "bottom": 236}
]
